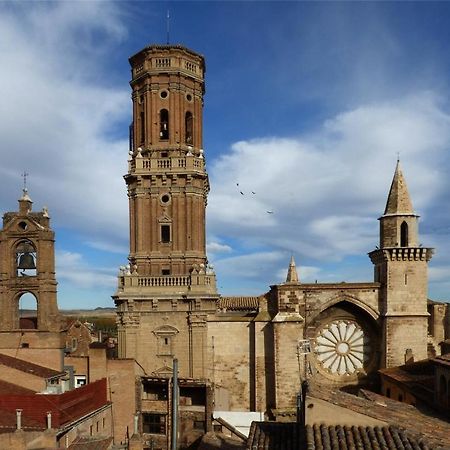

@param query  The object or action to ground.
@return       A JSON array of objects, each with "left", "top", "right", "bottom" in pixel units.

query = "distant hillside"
[{"left": 61, "top": 307, "right": 116, "bottom": 317}]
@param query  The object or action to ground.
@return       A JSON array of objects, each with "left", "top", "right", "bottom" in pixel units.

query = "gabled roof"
[
  {"left": 384, "top": 160, "right": 415, "bottom": 216},
  {"left": 0, "top": 353, "right": 63, "bottom": 379}
]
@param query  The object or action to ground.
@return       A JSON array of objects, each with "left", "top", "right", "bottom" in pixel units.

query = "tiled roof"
[
  {"left": 379, "top": 360, "right": 435, "bottom": 402},
  {"left": 0, "top": 353, "right": 62, "bottom": 379},
  {"left": 218, "top": 296, "right": 260, "bottom": 311},
  {"left": 68, "top": 436, "right": 113, "bottom": 450},
  {"left": 0, "top": 380, "right": 35, "bottom": 395},
  {"left": 0, "top": 407, "right": 44, "bottom": 433},
  {"left": 248, "top": 421, "right": 305, "bottom": 449},
  {"left": 247, "top": 422, "right": 440, "bottom": 450},
  {"left": 305, "top": 424, "right": 434, "bottom": 450},
  {"left": 307, "top": 385, "right": 450, "bottom": 448},
  {"left": 434, "top": 354, "right": 450, "bottom": 367}
]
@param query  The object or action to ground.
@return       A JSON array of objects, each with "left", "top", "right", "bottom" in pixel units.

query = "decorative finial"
[{"left": 397, "top": 152, "right": 400, "bottom": 163}]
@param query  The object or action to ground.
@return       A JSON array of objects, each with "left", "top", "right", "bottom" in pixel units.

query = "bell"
[{"left": 18, "top": 253, "right": 36, "bottom": 270}]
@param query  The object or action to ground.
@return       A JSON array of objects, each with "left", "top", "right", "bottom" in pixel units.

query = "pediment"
[
  {"left": 153, "top": 325, "right": 179, "bottom": 336},
  {"left": 158, "top": 213, "right": 172, "bottom": 223},
  {"left": 153, "top": 365, "right": 173, "bottom": 376}
]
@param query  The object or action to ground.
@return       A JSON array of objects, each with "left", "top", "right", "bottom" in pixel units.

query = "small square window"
[
  {"left": 162, "top": 269, "right": 170, "bottom": 275},
  {"left": 194, "top": 420, "right": 205, "bottom": 431}
]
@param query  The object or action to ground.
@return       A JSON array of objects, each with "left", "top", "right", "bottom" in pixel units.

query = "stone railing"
[
  {"left": 117, "top": 272, "right": 216, "bottom": 295},
  {"left": 129, "top": 156, "right": 204, "bottom": 174}
]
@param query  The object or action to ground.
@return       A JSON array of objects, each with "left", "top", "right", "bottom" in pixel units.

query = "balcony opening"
[{"left": 160, "top": 109, "right": 169, "bottom": 140}]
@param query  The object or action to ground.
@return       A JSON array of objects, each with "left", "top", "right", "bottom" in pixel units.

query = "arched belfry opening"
[
  {"left": 160, "top": 109, "right": 169, "bottom": 140},
  {"left": 185, "top": 111, "right": 193, "bottom": 144},
  {"left": 15, "top": 240, "right": 37, "bottom": 277},
  {"left": 400, "top": 221, "right": 408, "bottom": 247},
  {"left": 18, "top": 292, "right": 38, "bottom": 330}
]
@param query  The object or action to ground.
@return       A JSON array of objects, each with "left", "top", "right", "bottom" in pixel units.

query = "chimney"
[{"left": 16, "top": 409, "right": 22, "bottom": 430}]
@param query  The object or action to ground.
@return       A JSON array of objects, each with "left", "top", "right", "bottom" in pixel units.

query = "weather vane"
[{"left": 21, "top": 171, "right": 29, "bottom": 191}]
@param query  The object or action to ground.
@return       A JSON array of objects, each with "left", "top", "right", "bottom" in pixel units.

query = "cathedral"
[
  {"left": 113, "top": 42, "right": 446, "bottom": 428},
  {"left": 0, "top": 42, "right": 448, "bottom": 449}
]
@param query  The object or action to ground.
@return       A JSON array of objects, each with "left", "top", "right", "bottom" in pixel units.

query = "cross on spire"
[{"left": 21, "top": 171, "right": 29, "bottom": 191}]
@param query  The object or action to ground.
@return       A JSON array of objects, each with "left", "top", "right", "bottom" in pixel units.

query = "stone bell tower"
[
  {"left": 369, "top": 161, "right": 433, "bottom": 367},
  {"left": 114, "top": 45, "right": 218, "bottom": 378},
  {"left": 0, "top": 189, "right": 63, "bottom": 369}
]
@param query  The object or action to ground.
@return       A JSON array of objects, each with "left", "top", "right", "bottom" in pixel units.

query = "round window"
[
  {"left": 160, "top": 90, "right": 168, "bottom": 99},
  {"left": 18, "top": 222, "right": 28, "bottom": 231},
  {"left": 313, "top": 319, "right": 373, "bottom": 377},
  {"left": 186, "top": 93, "right": 193, "bottom": 102},
  {"left": 161, "top": 194, "right": 171, "bottom": 204}
]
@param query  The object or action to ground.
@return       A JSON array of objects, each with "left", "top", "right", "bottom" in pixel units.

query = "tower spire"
[
  {"left": 384, "top": 160, "right": 414, "bottom": 216},
  {"left": 285, "top": 255, "right": 299, "bottom": 283}
]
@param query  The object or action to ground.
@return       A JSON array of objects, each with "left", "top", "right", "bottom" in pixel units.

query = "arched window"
[
  {"left": 185, "top": 111, "right": 193, "bottom": 144},
  {"left": 439, "top": 375, "right": 447, "bottom": 407},
  {"left": 139, "top": 111, "right": 145, "bottom": 144},
  {"left": 160, "top": 109, "right": 169, "bottom": 140},
  {"left": 18, "top": 292, "right": 38, "bottom": 330},
  {"left": 16, "top": 240, "right": 37, "bottom": 277},
  {"left": 400, "top": 221, "right": 408, "bottom": 247}
]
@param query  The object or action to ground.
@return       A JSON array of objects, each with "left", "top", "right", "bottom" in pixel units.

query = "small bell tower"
[
  {"left": 369, "top": 161, "right": 433, "bottom": 367},
  {"left": 0, "top": 189, "right": 62, "bottom": 368}
]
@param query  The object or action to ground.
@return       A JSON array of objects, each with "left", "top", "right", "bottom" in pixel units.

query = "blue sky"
[{"left": 2, "top": 1, "right": 450, "bottom": 309}]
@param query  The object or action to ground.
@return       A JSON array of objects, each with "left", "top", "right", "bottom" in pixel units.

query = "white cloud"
[
  {"left": 0, "top": 2, "right": 129, "bottom": 246},
  {"left": 56, "top": 250, "right": 117, "bottom": 289},
  {"left": 207, "top": 241, "right": 233, "bottom": 254},
  {"left": 209, "top": 92, "right": 450, "bottom": 266}
]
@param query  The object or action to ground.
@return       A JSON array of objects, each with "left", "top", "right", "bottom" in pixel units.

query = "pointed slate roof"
[
  {"left": 285, "top": 256, "right": 299, "bottom": 283},
  {"left": 384, "top": 161, "right": 414, "bottom": 216}
]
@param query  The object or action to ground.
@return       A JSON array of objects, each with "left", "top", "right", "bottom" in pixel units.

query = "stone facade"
[{"left": 114, "top": 44, "right": 449, "bottom": 441}]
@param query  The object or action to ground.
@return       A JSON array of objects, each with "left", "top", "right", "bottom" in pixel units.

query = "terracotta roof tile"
[
  {"left": 0, "top": 407, "right": 44, "bottom": 433},
  {"left": 308, "top": 385, "right": 450, "bottom": 448},
  {"left": 247, "top": 422, "right": 441, "bottom": 450},
  {"left": 0, "top": 353, "right": 62, "bottom": 379},
  {"left": 218, "top": 296, "right": 260, "bottom": 311}
]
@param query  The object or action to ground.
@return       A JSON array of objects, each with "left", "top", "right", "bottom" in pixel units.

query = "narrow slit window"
[
  {"left": 161, "top": 225, "right": 170, "bottom": 243},
  {"left": 185, "top": 111, "right": 193, "bottom": 144},
  {"left": 160, "top": 109, "right": 169, "bottom": 140}
]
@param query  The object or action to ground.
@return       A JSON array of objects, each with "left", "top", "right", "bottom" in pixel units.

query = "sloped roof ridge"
[{"left": 0, "top": 353, "right": 62, "bottom": 379}]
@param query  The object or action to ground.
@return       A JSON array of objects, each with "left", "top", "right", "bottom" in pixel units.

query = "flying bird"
[
  {"left": 240, "top": 191, "right": 244, "bottom": 195},
  {"left": 251, "top": 191, "right": 256, "bottom": 194},
  {"left": 267, "top": 210, "right": 274, "bottom": 214}
]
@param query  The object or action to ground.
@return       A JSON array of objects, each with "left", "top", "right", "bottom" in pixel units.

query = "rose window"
[{"left": 314, "top": 320, "right": 371, "bottom": 376}]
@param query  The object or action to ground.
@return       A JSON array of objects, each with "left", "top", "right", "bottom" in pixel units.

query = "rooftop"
[{"left": 0, "top": 353, "right": 63, "bottom": 379}]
